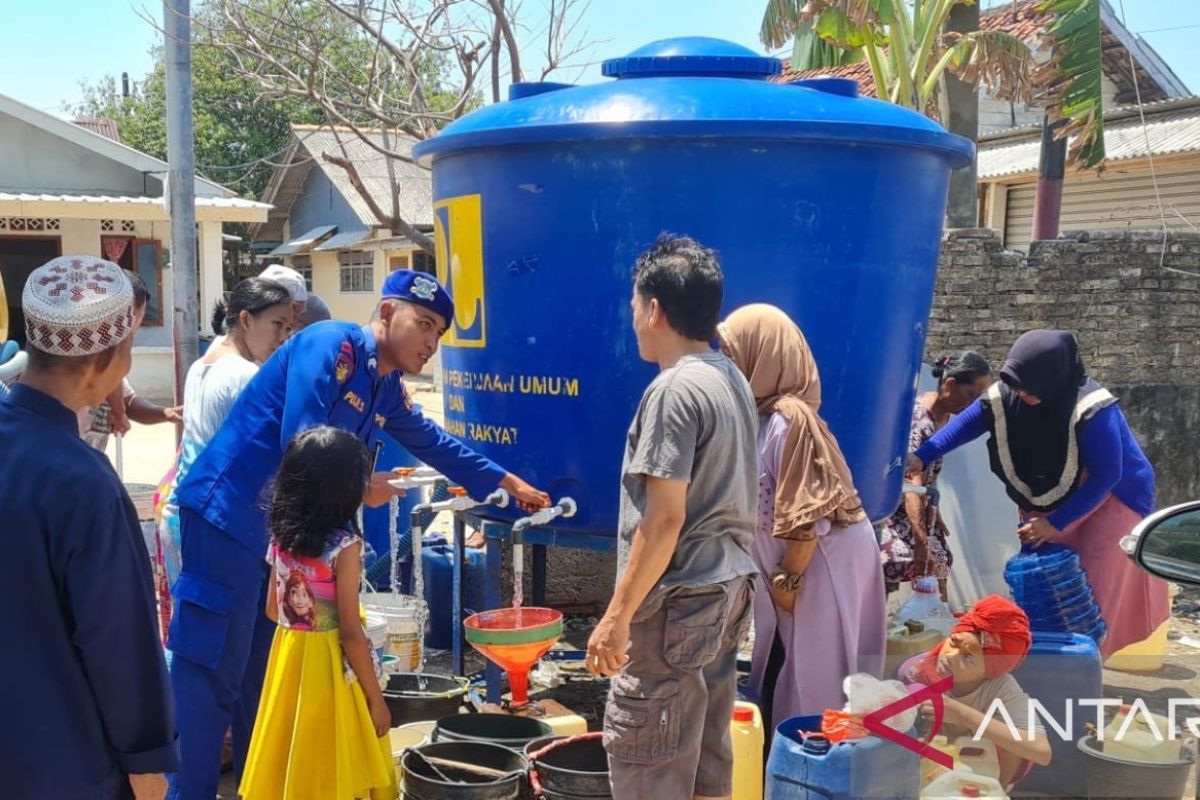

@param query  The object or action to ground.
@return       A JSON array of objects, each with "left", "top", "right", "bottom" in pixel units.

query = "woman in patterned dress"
[{"left": 880, "top": 352, "right": 992, "bottom": 600}]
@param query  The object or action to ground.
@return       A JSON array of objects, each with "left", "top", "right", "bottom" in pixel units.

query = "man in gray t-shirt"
[{"left": 588, "top": 235, "right": 758, "bottom": 800}]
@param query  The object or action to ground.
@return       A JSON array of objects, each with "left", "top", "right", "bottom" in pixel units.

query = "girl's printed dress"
[
  {"left": 239, "top": 529, "right": 397, "bottom": 800},
  {"left": 879, "top": 400, "right": 953, "bottom": 583}
]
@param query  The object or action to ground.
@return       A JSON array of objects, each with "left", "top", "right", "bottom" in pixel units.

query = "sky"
[{"left": 2, "top": 0, "right": 1200, "bottom": 118}]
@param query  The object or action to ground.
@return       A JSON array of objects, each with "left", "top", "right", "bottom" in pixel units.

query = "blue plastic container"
[
  {"left": 412, "top": 37, "right": 973, "bottom": 533},
  {"left": 765, "top": 714, "right": 920, "bottom": 800},
  {"left": 1011, "top": 632, "right": 1102, "bottom": 797},
  {"left": 414, "top": 535, "right": 488, "bottom": 650},
  {"left": 1005, "top": 544, "right": 1107, "bottom": 645}
]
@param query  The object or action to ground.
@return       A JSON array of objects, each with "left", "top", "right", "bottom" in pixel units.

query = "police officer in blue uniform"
[{"left": 168, "top": 270, "right": 549, "bottom": 799}]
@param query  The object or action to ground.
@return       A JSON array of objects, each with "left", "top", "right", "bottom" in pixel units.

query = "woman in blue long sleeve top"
[{"left": 912, "top": 330, "right": 1169, "bottom": 659}]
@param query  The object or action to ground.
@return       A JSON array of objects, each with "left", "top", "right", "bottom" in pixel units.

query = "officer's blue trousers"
[{"left": 166, "top": 508, "right": 275, "bottom": 800}]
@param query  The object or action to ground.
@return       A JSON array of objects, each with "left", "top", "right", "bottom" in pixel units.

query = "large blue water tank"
[{"left": 413, "top": 37, "right": 973, "bottom": 533}]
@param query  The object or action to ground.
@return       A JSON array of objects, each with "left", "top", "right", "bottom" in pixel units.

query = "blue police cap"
[{"left": 381, "top": 270, "right": 454, "bottom": 325}]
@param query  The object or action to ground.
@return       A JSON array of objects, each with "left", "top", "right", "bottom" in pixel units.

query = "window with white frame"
[
  {"left": 338, "top": 251, "right": 374, "bottom": 293},
  {"left": 290, "top": 255, "right": 313, "bottom": 291}
]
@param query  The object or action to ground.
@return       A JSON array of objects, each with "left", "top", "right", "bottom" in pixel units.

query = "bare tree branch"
[{"left": 195, "top": 0, "right": 591, "bottom": 250}]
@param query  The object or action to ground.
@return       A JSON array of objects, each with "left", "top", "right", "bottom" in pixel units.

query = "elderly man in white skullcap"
[{"left": 0, "top": 256, "right": 179, "bottom": 800}]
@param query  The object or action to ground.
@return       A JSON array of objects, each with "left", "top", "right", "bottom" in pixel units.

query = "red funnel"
[{"left": 464, "top": 607, "right": 563, "bottom": 705}]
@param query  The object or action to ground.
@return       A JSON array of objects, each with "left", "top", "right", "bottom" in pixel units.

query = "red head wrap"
[{"left": 919, "top": 595, "right": 1033, "bottom": 684}]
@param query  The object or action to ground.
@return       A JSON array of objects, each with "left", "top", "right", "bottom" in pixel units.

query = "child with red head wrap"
[{"left": 908, "top": 596, "right": 1052, "bottom": 787}]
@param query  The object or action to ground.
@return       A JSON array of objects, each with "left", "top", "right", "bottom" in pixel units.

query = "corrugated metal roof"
[
  {"left": 979, "top": 98, "right": 1200, "bottom": 178},
  {"left": 267, "top": 224, "right": 337, "bottom": 256},
  {"left": 0, "top": 192, "right": 269, "bottom": 209},
  {"left": 313, "top": 228, "right": 374, "bottom": 252}
]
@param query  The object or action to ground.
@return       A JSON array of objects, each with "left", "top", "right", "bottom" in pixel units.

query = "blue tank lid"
[
  {"left": 412, "top": 37, "right": 974, "bottom": 167},
  {"left": 601, "top": 37, "right": 782, "bottom": 79}
]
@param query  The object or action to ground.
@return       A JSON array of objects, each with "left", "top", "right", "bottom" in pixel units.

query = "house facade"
[
  {"left": 979, "top": 97, "right": 1200, "bottom": 250},
  {"left": 253, "top": 125, "right": 435, "bottom": 325},
  {"left": 0, "top": 92, "right": 269, "bottom": 398}
]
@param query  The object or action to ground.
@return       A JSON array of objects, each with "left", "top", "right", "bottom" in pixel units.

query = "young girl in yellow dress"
[{"left": 239, "top": 426, "right": 397, "bottom": 799}]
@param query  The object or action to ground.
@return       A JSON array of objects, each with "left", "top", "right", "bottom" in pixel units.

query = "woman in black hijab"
[{"left": 910, "top": 331, "right": 1168, "bottom": 660}]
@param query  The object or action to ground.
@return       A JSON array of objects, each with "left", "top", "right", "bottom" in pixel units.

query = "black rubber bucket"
[
  {"left": 384, "top": 673, "right": 469, "bottom": 726},
  {"left": 402, "top": 741, "right": 527, "bottom": 800},
  {"left": 1077, "top": 734, "right": 1196, "bottom": 800},
  {"left": 435, "top": 713, "right": 553, "bottom": 752},
  {"left": 524, "top": 735, "right": 612, "bottom": 799}
]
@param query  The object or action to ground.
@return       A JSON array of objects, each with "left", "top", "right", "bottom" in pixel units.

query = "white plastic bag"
[{"left": 843, "top": 673, "right": 918, "bottom": 734}]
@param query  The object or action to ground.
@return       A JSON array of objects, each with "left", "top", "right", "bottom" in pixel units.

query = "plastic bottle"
[
  {"left": 921, "top": 735, "right": 960, "bottom": 786},
  {"left": 731, "top": 701, "right": 764, "bottom": 800},
  {"left": 896, "top": 576, "right": 957, "bottom": 636},
  {"left": 922, "top": 769, "right": 1008, "bottom": 799},
  {"left": 953, "top": 737, "right": 1001, "bottom": 781},
  {"left": 887, "top": 619, "right": 946, "bottom": 680},
  {"left": 1102, "top": 704, "right": 1182, "bottom": 763},
  {"left": 1004, "top": 543, "right": 1107, "bottom": 645}
]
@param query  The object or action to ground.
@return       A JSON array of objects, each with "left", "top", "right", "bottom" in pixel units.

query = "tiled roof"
[
  {"left": 778, "top": 61, "right": 877, "bottom": 95},
  {"left": 72, "top": 117, "right": 121, "bottom": 142}
]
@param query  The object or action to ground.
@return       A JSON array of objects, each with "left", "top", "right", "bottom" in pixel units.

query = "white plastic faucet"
[
  {"left": 388, "top": 466, "right": 448, "bottom": 490},
  {"left": 510, "top": 498, "right": 577, "bottom": 609},
  {"left": 419, "top": 486, "right": 510, "bottom": 515},
  {"left": 511, "top": 497, "right": 578, "bottom": 535}
]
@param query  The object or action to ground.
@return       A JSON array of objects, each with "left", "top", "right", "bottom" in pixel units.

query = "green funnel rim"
[{"left": 465, "top": 619, "right": 563, "bottom": 646}]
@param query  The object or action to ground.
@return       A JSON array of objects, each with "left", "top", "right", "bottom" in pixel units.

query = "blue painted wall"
[{"left": 288, "top": 165, "right": 363, "bottom": 237}]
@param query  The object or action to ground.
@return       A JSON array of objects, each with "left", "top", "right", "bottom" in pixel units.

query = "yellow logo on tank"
[{"left": 433, "top": 194, "right": 486, "bottom": 348}]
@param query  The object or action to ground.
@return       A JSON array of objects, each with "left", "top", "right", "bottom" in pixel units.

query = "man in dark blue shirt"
[
  {"left": 0, "top": 256, "right": 179, "bottom": 799},
  {"left": 168, "top": 270, "right": 548, "bottom": 799}
]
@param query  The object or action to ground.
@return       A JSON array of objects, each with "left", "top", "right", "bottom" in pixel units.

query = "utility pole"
[
  {"left": 1031, "top": 116, "right": 1068, "bottom": 242},
  {"left": 943, "top": 1, "right": 980, "bottom": 229},
  {"left": 164, "top": 0, "right": 197, "bottom": 408}
]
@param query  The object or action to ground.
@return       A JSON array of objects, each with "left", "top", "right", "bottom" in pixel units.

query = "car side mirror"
[{"left": 1122, "top": 501, "right": 1200, "bottom": 586}]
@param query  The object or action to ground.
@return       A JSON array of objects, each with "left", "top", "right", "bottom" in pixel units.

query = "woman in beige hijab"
[{"left": 718, "top": 303, "right": 886, "bottom": 730}]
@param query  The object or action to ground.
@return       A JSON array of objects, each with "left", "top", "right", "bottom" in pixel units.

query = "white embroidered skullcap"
[
  {"left": 258, "top": 264, "right": 308, "bottom": 303},
  {"left": 23, "top": 256, "right": 135, "bottom": 356}
]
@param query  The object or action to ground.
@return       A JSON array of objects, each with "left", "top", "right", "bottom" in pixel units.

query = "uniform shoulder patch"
[{"left": 335, "top": 340, "right": 355, "bottom": 384}]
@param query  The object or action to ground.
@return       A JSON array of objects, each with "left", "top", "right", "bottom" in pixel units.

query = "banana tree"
[{"left": 763, "top": 0, "right": 1105, "bottom": 234}]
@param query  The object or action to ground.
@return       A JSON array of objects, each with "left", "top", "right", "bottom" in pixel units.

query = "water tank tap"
[
  {"left": 512, "top": 497, "right": 578, "bottom": 535},
  {"left": 388, "top": 466, "right": 447, "bottom": 491}
]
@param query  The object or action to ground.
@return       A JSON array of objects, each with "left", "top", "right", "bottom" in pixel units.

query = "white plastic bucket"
[
  {"left": 366, "top": 612, "right": 389, "bottom": 660},
  {"left": 362, "top": 592, "right": 424, "bottom": 672}
]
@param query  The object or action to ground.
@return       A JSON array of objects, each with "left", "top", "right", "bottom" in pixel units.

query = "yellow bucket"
[
  {"left": 1105, "top": 619, "right": 1171, "bottom": 673},
  {"left": 390, "top": 720, "right": 435, "bottom": 782},
  {"left": 1105, "top": 585, "right": 1178, "bottom": 673}
]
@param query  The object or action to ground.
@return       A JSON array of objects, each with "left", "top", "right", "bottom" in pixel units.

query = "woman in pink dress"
[
  {"left": 912, "top": 330, "right": 1169, "bottom": 658},
  {"left": 718, "top": 304, "right": 886, "bottom": 734}
]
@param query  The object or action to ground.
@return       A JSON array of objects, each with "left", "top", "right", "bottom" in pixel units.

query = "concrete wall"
[
  {"left": 927, "top": 228, "right": 1200, "bottom": 506},
  {"left": 0, "top": 113, "right": 164, "bottom": 196}
]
